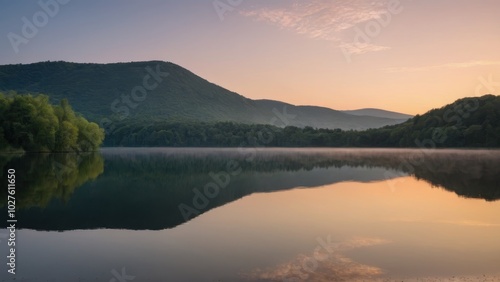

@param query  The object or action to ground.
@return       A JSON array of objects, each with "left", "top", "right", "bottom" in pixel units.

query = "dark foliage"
[{"left": 104, "top": 95, "right": 500, "bottom": 148}]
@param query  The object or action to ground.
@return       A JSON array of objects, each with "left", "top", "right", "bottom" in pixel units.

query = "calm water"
[{"left": 1, "top": 148, "right": 500, "bottom": 281}]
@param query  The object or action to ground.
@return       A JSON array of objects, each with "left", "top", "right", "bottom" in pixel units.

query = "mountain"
[
  {"left": 342, "top": 108, "right": 413, "bottom": 120},
  {"left": 0, "top": 61, "right": 407, "bottom": 130},
  {"left": 254, "top": 100, "right": 409, "bottom": 130}
]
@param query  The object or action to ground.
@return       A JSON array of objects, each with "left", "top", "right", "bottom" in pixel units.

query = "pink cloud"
[{"left": 240, "top": 0, "right": 393, "bottom": 54}]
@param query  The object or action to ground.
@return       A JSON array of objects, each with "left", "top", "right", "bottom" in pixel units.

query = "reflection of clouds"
[
  {"left": 336, "top": 236, "right": 389, "bottom": 250},
  {"left": 240, "top": 0, "right": 392, "bottom": 54},
  {"left": 369, "top": 275, "right": 500, "bottom": 282},
  {"left": 242, "top": 237, "right": 389, "bottom": 281}
]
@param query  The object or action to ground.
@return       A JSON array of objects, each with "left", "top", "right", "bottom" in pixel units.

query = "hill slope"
[
  {"left": 100, "top": 94, "right": 500, "bottom": 147},
  {"left": 342, "top": 108, "right": 413, "bottom": 120},
  {"left": 254, "top": 100, "right": 409, "bottom": 129},
  {"left": 356, "top": 94, "right": 500, "bottom": 147},
  {"left": 0, "top": 61, "right": 407, "bottom": 130}
]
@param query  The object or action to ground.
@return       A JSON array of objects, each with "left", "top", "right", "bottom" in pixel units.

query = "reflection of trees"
[
  {"left": 3, "top": 150, "right": 397, "bottom": 231},
  {"left": 1, "top": 149, "right": 498, "bottom": 231},
  {"left": 0, "top": 152, "right": 104, "bottom": 208},
  {"left": 408, "top": 153, "right": 500, "bottom": 201},
  {"left": 313, "top": 149, "right": 500, "bottom": 201},
  {"left": 152, "top": 149, "right": 500, "bottom": 202}
]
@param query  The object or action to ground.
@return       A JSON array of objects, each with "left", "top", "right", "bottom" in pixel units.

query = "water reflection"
[
  {"left": 1, "top": 148, "right": 499, "bottom": 231},
  {"left": 0, "top": 152, "right": 103, "bottom": 209},
  {"left": 244, "top": 237, "right": 389, "bottom": 281},
  {"left": 0, "top": 148, "right": 499, "bottom": 281}
]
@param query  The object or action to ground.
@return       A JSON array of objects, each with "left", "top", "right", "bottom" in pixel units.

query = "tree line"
[
  {"left": 104, "top": 95, "right": 500, "bottom": 148},
  {"left": 1, "top": 93, "right": 498, "bottom": 150}
]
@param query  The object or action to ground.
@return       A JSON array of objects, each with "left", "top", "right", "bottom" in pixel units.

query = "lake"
[{"left": 1, "top": 148, "right": 500, "bottom": 281}]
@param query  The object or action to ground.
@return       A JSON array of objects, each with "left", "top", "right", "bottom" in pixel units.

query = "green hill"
[
  {"left": 104, "top": 94, "right": 500, "bottom": 148},
  {"left": 352, "top": 94, "right": 500, "bottom": 147},
  {"left": 98, "top": 94, "right": 500, "bottom": 148},
  {"left": 2, "top": 61, "right": 495, "bottom": 148},
  {"left": 0, "top": 61, "right": 408, "bottom": 130}
]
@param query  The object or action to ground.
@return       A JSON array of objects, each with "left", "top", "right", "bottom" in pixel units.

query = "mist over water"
[{"left": 1, "top": 148, "right": 499, "bottom": 281}]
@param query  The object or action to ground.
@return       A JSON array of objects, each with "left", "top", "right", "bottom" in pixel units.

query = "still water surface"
[{"left": 1, "top": 148, "right": 499, "bottom": 281}]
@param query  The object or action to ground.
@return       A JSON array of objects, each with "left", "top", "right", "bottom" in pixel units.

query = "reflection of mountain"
[
  {"left": 3, "top": 149, "right": 396, "bottom": 231},
  {"left": 1, "top": 148, "right": 499, "bottom": 231}
]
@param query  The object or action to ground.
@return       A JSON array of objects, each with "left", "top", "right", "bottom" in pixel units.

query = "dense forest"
[
  {"left": 0, "top": 93, "right": 105, "bottom": 152},
  {"left": 104, "top": 95, "right": 500, "bottom": 148},
  {"left": 1, "top": 92, "right": 498, "bottom": 150}
]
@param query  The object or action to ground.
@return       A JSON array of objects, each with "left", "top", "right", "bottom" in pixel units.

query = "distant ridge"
[
  {"left": 0, "top": 61, "right": 409, "bottom": 130},
  {"left": 342, "top": 108, "right": 413, "bottom": 120}
]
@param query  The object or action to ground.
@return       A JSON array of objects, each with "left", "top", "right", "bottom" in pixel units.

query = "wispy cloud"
[
  {"left": 240, "top": 0, "right": 393, "bottom": 54},
  {"left": 382, "top": 60, "right": 500, "bottom": 72},
  {"left": 340, "top": 42, "right": 391, "bottom": 55},
  {"left": 386, "top": 218, "right": 500, "bottom": 227}
]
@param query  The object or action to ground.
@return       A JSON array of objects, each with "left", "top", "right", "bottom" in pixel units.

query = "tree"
[{"left": 0, "top": 93, "right": 104, "bottom": 152}]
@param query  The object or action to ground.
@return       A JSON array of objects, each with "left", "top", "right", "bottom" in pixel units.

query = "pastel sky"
[{"left": 0, "top": 0, "right": 499, "bottom": 114}]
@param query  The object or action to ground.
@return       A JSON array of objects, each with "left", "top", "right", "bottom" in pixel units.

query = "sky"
[{"left": 0, "top": 0, "right": 499, "bottom": 115}]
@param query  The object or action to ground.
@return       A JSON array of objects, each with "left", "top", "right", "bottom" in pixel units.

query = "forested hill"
[
  {"left": 1, "top": 61, "right": 496, "bottom": 148},
  {"left": 103, "top": 95, "right": 500, "bottom": 147},
  {"left": 0, "top": 61, "right": 408, "bottom": 130},
  {"left": 358, "top": 94, "right": 500, "bottom": 147}
]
